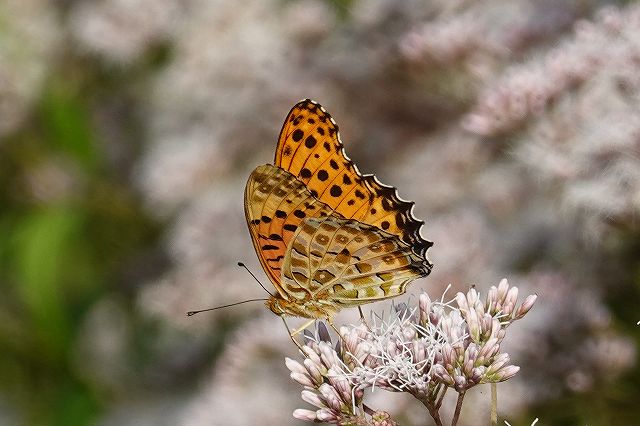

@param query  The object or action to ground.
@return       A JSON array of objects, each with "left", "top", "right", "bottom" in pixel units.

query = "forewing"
[
  {"left": 275, "top": 99, "right": 432, "bottom": 260},
  {"left": 244, "top": 164, "right": 334, "bottom": 295}
]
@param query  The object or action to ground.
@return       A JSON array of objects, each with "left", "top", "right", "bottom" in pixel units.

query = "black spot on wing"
[{"left": 305, "top": 135, "right": 317, "bottom": 148}]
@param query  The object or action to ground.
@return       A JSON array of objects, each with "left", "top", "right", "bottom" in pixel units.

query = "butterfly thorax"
[{"left": 266, "top": 295, "right": 340, "bottom": 319}]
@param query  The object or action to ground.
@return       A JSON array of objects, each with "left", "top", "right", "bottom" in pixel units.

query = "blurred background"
[{"left": 1, "top": 0, "right": 639, "bottom": 424}]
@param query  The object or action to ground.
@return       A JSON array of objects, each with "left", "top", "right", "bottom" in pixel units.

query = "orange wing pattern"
[
  {"left": 275, "top": 99, "right": 432, "bottom": 259},
  {"left": 244, "top": 164, "right": 334, "bottom": 292},
  {"left": 245, "top": 99, "right": 433, "bottom": 319}
]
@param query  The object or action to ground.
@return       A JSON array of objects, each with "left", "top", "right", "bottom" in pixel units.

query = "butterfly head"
[
  {"left": 266, "top": 296, "right": 288, "bottom": 316},
  {"left": 267, "top": 295, "right": 340, "bottom": 319},
  {"left": 266, "top": 296, "right": 309, "bottom": 317}
]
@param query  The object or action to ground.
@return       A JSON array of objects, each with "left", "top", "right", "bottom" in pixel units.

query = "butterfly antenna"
[
  {"left": 237, "top": 261, "right": 273, "bottom": 295},
  {"left": 187, "top": 298, "right": 268, "bottom": 316}
]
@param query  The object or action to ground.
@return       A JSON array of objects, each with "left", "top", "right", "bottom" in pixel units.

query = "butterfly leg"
[
  {"left": 281, "top": 317, "right": 307, "bottom": 351},
  {"left": 358, "top": 306, "right": 372, "bottom": 331},
  {"left": 327, "top": 319, "right": 342, "bottom": 340},
  {"left": 289, "top": 319, "right": 316, "bottom": 336}
]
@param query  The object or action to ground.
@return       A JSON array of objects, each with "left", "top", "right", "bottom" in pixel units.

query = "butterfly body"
[{"left": 245, "top": 100, "right": 433, "bottom": 320}]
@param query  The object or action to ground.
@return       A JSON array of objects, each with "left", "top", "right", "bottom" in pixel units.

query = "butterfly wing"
[
  {"left": 275, "top": 99, "right": 432, "bottom": 261},
  {"left": 246, "top": 99, "right": 432, "bottom": 317},
  {"left": 244, "top": 163, "right": 335, "bottom": 295},
  {"left": 280, "top": 216, "right": 429, "bottom": 309}
]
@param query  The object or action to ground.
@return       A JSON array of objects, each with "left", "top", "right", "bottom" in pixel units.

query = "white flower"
[{"left": 286, "top": 280, "right": 537, "bottom": 423}]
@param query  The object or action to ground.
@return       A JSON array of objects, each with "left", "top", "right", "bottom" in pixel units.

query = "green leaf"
[
  {"left": 14, "top": 207, "right": 82, "bottom": 359},
  {"left": 40, "top": 82, "right": 99, "bottom": 173}
]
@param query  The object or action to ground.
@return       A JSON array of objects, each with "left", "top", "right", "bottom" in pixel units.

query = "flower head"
[{"left": 286, "top": 280, "right": 537, "bottom": 423}]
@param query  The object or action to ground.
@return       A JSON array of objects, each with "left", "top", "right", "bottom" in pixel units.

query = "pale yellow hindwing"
[{"left": 281, "top": 216, "right": 430, "bottom": 307}]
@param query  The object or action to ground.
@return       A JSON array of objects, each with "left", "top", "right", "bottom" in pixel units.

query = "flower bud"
[
  {"left": 318, "top": 322, "right": 331, "bottom": 342},
  {"left": 487, "top": 353, "right": 510, "bottom": 374},
  {"left": 502, "top": 287, "right": 519, "bottom": 316},
  {"left": 456, "top": 292, "right": 469, "bottom": 314},
  {"left": 479, "top": 337, "right": 499, "bottom": 359},
  {"left": 319, "top": 342, "right": 339, "bottom": 369},
  {"left": 293, "top": 409, "right": 318, "bottom": 421},
  {"left": 497, "top": 278, "right": 509, "bottom": 302},
  {"left": 466, "top": 308, "right": 481, "bottom": 342},
  {"left": 486, "top": 286, "right": 498, "bottom": 313},
  {"left": 303, "top": 346, "right": 322, "bottom": 365},
  {"left": 316, "top": 408, "right": 337, "bottom": 422},
  {"left": 328, "top": 369, "right": 352, "bottom": 403},
  {"left": 454, "top": 374, "right": 467, "bottom": 390},
  {"left": 515, "top": 294, "right": 537, "bottom": 319},
  {"left": 419, "top": 293, "right": 431, "bottom": 324},
  {"left": 318, "top": 383, "right": 342, "bottom": 411},
  {"left": 291, "top": 372, "right": 314, "bottom": 387},
  {"left": 467, "top": 287, "right": 479, "bottom": 307},
  {"left": 301, "top": 390, "right": 324, "bottom": 408},
  {"left": 471, "top": 366, "right": 485, "bottom": 382},
  {"left": 286, "top": 357, "right": 307, "bottom": 376},
  {"left": 463, "top": 358, "right": 475, "bottom": 376},
  {"left": 494, "top": 365, "right": 520, "bottom": 382},
  {"left": 304, "top": 358, "right": 323, "bottom": 384}
]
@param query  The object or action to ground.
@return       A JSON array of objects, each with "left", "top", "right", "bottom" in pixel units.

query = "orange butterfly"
[{"left": 245, "top": 100, "right": 432, "bottom": 322}]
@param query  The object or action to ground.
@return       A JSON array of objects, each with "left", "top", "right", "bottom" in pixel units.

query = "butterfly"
[{"left": 245, "top": 100, "right": 432, "bottom": 322}]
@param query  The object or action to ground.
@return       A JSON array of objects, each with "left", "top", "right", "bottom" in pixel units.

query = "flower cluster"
[
  {"left": 442, "top": 279, "right": 537, "bottom": 390},
  {"left": 68, "top": 0, "right": 183, "bottom": 65},
  {"left": 464, "top": 3, "right": 640, "bottom": 137},
  {"left": 285, "top": 324, "right": 388, "bottom": 425},
  {"left": 0, "top": 0, "right": 60, "bottom": 137},
  {"left": 507, "top": 3, "right": 640, "bottom": 235},
  {"left": 286, "top": 279, "right": 537, "bottom": 424}
]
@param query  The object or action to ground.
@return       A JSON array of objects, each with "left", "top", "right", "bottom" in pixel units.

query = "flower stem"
[
  {"left": 490, "top": 383, "right": 497, "bottom": 426},
  {"left": 436, "top": 386, "right": 447, "bottom": 409},
  {"left": 421, "top": 399, "right": 444, "bottom": 426},
  {"left": 451, "top": 391, "right": 466, "bottom": 426},
  {"left": 429, "top": 407, "right": 444, "bottom": 426}
]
